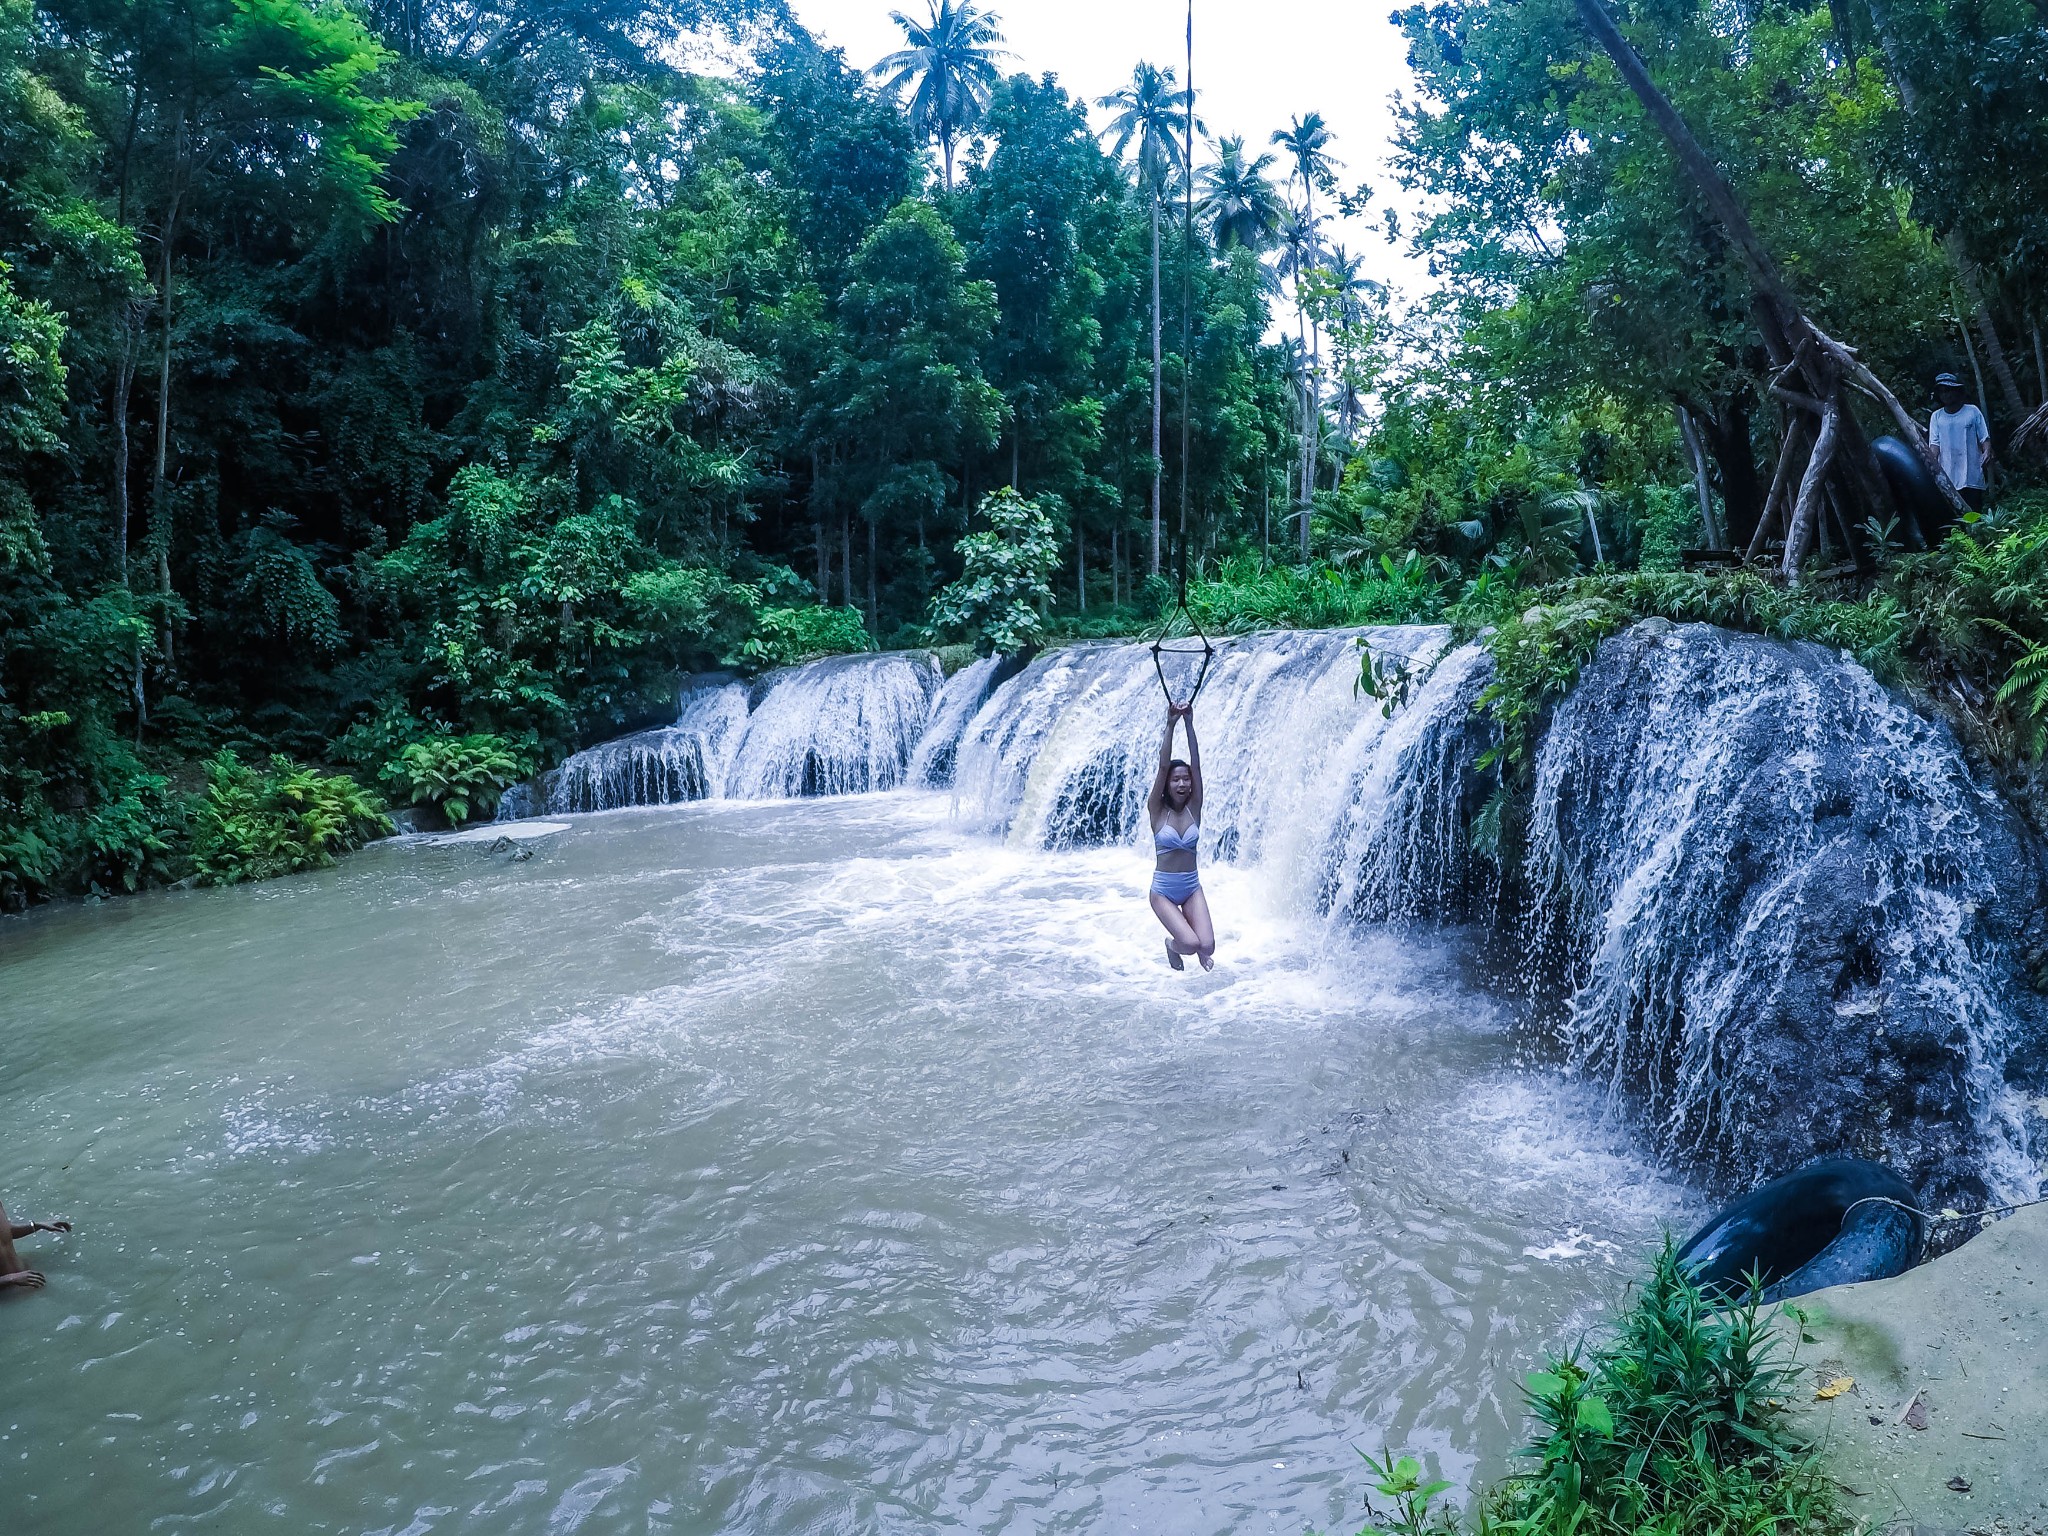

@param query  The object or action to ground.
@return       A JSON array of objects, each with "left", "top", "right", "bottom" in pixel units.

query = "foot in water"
[
  {"left": 1199, "top": 953, "right": 1215, "bottom": 972},
  {"left": 1165, "top": 939, "right": 1186, "bottom": 971}
]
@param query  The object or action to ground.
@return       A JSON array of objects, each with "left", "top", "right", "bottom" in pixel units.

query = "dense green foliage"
[
  {"left": 1332, "top": 1249, "right": 1846, "bottom": 1536},
  {"left": 189, "top": 754, "right": 390, "bottom": 887},
  {"left": 927, "top": 486, "right": 1058, "bottom": 654},
  {"left": 4, "top": 0, "right": 2045, "bottom": 907},
  {"left": 0, "top": 0, "right": 1306, "bottom": 906}
]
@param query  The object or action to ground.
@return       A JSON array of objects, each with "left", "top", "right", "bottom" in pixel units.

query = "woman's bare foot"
[
  {"left": 1199, "top": 953, "right": 1215, "bottom": 972},
  {"left": 1165, "top": 939, "right": 1185, "bottom": 971}
]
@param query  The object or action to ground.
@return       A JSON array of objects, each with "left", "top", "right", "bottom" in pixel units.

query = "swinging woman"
[{"left": 1148, "top": 702, "right": 1215, "bottom": 970}]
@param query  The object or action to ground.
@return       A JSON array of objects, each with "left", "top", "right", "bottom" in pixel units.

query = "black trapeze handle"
[
  {"left": 1152, "top": 637, "right": 1214, "bottom": 710},
  {"left": 1151, "top": 524, "right": 1214, "bottom": 709}
]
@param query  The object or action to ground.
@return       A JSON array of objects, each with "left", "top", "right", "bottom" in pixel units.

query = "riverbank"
[{"left": 1781, "top": 1205, "right": 2048, "bottom": 1531}]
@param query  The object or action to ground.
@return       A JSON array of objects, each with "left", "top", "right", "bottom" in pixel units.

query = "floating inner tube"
[
  {"left": 1676, "top": 1158, "right": 1925, "bottom": 1304},
  {"left": 1871, "top": 434, "right": 1949, "bottom": 545}
]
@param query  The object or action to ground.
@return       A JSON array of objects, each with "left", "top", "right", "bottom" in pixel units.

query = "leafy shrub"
[
  {"left": 384, "top": 733, "right": 528, "bottom": 826},
  {"left": 1493, "top": 1244, "right": 1840, "bottom": 1536},
  {"left": 1331, "top": 1248, "right": 1846, "bottom": 1536},
  {"left": 63, "top": 774, "right": 185, "bottom": 895},
  {"left": 189, "top": 754, "right": 389, "bottom": 887},
  {"left": 1188, "top": 552, "right": 1449, "bottom": 633},
  {"left": 736, "top": 604, "right": 872, "bottom": 669},
  {"left": 928, "top": 488, "right": 1060, "bottom": 655}
]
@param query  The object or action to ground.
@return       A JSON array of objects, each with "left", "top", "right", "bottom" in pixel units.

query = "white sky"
[{"left": 780, "top": 0, "right": 1434, "bottom": 298}]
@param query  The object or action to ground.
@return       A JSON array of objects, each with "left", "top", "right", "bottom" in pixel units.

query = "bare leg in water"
[
  {"left": 1150, "top": 890, "right": 1217, "bottom": 972},
  {"left": 0, "top": 1198, "right": 70, "bottom": 1292},
  {"left": 1180, "top": 887, "right": 1216, "bottom": 970}
]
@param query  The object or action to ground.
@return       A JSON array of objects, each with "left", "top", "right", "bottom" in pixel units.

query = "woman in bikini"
[{"left": 1147, "top": 701, "right": 1215, "bottom": 971}]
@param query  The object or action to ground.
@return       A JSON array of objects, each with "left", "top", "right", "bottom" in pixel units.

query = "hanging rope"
[
  {"left": 1152, "top": 522, "right": 1215, "bottom": 709},
  {"left": 1151, "top": 0, "right": 1213, "bottom": 713}
]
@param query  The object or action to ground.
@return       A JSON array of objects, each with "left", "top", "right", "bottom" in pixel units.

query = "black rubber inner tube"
[
  {"left": 1675, "top": 1158, "right": 1925, "bottom": 1304},
  {"left": 1872, "top": 434, "right": 1950, "bottom": 545}
]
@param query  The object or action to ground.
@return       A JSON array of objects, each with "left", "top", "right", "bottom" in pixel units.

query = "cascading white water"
[
  {"left": 514, "top": 654, "right": 941, "bottom": 814},
  {"left": 949, "top": 628, "right": 1459, "bottom": 886},
  {"left": 504, "top": 620, "right": 2046, "bottom": 1203},
  {"left": 944, "top": 621, "right": 2046, "bottom": 1205},
  {"left": 726, "top": 651, "right": 942, "bottom": 799},
  {"left": 1519, "top": 622, "right": 2045, "bottom": 1203},
  {"left": 910, "top": 654, "right": 1004, "bottom": 788},
  {"left": 516, "top": 678, "right": 751, "bottom": 816}
]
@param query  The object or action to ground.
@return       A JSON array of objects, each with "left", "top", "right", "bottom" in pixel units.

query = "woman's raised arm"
[
  {"left": 1147, "top": 704, "right": 1181, "bottom": 817},
  {"left": 1183, "top": 706, "right": 1204, "bottom": 818}
]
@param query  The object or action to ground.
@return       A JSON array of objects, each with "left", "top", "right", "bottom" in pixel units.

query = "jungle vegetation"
[{"left": 2, "top": 0, "right": 2045, "bottom": 903}]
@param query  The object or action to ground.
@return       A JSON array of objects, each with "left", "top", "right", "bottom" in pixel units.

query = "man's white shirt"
[{"left": 1929, "top": 403, "right": 1990, "bottom": 489}]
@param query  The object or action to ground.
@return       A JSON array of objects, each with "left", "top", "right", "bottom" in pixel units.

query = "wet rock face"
[{"left": 1522, "top": 622, "right": 2048, "bottom": 1209}]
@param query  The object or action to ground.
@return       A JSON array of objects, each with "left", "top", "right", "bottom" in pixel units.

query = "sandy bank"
[{"left": 1778, "top": 1203, "right": 2048, "bottom": 1532}]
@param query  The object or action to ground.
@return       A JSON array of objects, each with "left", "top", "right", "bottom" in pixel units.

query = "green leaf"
[{"left": 1574, "top": 1394, "right": 1614, "bottom": 1436}]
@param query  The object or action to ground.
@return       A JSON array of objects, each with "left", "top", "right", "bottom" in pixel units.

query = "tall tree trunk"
[
  {"left": 111, "top": 329, "right": 137, "bottom": 587},
  {"left": 813, "top": 450, "right": 829, "bottom": 602},
  {"left": 1075, "top": 523, "right": 1085, "bottom": 613},
  {"left": 1785, "top": 397, "right": 1841, "bottom": 580},
  {"left": 866, "top": 519, "right": 877, "bottom": 630},
  {"left": 1676, "top": 404, "right": 1725, "bottom": 548},
  {"left": 1693, "top": 396, "right": 1766, "bottom": 550},
  {"left": 1111, "top": 524, "right": 1120, "bottom": 608},
  {"left": 841, "top": 507, "right": 853, "bottom": 608},
  {"left": 2033, "top": 321, "right": 2047, "bottom": 408},
  {"left": 1150, "top": 192, "right": 1163, "bottom": 574},
  {"left": 152, "top": 177, "right": 186, "bottom": 668},
  {"left": 1959, "top": 307, "right": 1991, "bottom": 421}
]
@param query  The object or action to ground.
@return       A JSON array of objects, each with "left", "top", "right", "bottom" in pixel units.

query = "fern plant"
[
  {"left": 1992, "top": 629, "right": 2048, "bottom": 759},
  {"left": 387, "top": 733, "right": 528, "bottom": 826},
  {"left": 190, "top": 754, "right": 389, "bottom": 887}
]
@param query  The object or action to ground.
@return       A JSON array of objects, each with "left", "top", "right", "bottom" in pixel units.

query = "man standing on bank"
[{"left": 1929, "top": 371, "right": 1994, "bottom": 513}]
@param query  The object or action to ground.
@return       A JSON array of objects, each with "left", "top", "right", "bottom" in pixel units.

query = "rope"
[
  {"left": 1843, "top": 1191, "right": 2048, "bottom": 1228},
  {"left": 1179, "top": 0, "right": 1193, "bottom": 610}
]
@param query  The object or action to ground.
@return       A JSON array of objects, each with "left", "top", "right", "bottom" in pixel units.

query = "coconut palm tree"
[
  {"left": 1270, "top": 112, "right": 1337, "bottom": 247},
  {"left": 1099, "top": 62, "right": 1196, "bottom": 575},
  {"left": 1197, "top": 135, "right": 1284, "bottom": 252},
  {"left": 1321, "top": 243, "right": 1381, "bottom": 473},
  {"left": 870, "top": 1, "right": 1011, "bottom": 192},
  {"left": 1274, "top": 202, "right": 1327, "bottom": 561},
  {"left": 1271, "top": 115, "right": 1340, "bottom": 354}
]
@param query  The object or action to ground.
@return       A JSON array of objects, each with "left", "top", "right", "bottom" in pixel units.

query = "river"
[{"left": 1, "top": 791, "right": 1692, "bottom": 1534}]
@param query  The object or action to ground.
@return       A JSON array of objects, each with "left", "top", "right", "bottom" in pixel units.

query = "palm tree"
[
  {"left": 1197, "top": 136, "right": 1284, "bottom": 252},
  {"left": 1274, "top": 202, "right": 1327, "bottom": 561},
  {"left": 870, "top": 2, "right": 1011, "bottom": 192},
  {"left": 1099, "top": 62, "right": 1195, "bottom": 575},
  {"left": 1321, "top": 244, "right": 1381, "bottom": 473},
  {"left": 1270, "top": 112, "right": 1338, "bottom": 256}
]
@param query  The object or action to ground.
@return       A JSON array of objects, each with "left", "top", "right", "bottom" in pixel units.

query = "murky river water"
[{"left": 1, "top": 795, "right": 1693, "bottom": 1534}]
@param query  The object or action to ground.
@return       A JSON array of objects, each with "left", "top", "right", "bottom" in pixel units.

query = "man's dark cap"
[{"left": 1934, "top": 371, "right": 1963, "bottom": 388}]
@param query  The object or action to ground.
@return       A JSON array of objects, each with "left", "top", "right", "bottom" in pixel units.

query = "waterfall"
[
  {"left": 515, "top": 678, "right": 750, "bottom": 817},
  {"left": 1516, "top": 621, "right": 2047, "bottom": 1205},
  {"left": 502, "top": 618, "right": 2047, "bottom": 1205},
  {"left": 726, "top": 651, "right": 942, "bottom": 799},
  {"left": 910, "top": 655, "right": 1005, "bottom": 789},
  {"left": 949, "top": 628, "right": 1460, "bottom": 886},
  {"left": 944, "top": 621, "right": 2047, "bottom": 1207},
  {"left": 513, "top": 653, "right": 938, "bottom": 813}
]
